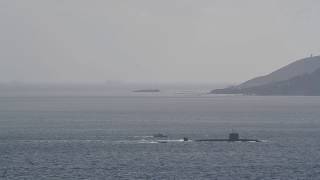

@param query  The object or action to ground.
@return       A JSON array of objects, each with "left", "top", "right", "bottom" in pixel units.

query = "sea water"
[{"left": 1, "top": 94, "right": 320, "bottom": 179}]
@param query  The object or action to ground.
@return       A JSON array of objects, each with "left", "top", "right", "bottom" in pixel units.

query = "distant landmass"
[
  {"left": 211, "top": 56, "right": 320, "bottom": 95},
  {"left": 133, "top": 89, "right": 160, "bottom": 93}
]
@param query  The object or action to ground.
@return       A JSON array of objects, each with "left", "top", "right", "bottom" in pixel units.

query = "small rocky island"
[
  {"left": 211, "top": 55, "right": 320, "bottom": 96},
  {"left": 133, "top": 89, "right": 160, "bottom": 93}
]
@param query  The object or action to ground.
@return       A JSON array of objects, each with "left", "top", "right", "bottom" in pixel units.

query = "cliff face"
[{"left": 211, "top": 56, "right": 320, "bottom": 96}]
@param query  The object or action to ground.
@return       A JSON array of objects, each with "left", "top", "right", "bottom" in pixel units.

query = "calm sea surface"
[{"left": 1, "top": 94, "right": 320, "bottom": 179}]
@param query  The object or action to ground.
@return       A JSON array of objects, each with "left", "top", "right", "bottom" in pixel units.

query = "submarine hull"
[{"left": 195, "top": 139, "right": 261, "bottom": 142}]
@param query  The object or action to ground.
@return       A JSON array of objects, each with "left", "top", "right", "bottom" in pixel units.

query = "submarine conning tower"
[{"left": 229, "top": 133, "right": 239, "bottom": 141}]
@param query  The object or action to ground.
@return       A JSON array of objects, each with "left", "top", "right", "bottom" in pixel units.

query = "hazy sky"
[{"left": 1, "top": 0, "right": 319, "bottom": 84}]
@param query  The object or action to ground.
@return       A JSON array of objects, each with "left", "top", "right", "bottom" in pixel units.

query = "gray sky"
[{"left": 1, "top": 0, "right": 319, "bottom": 84}]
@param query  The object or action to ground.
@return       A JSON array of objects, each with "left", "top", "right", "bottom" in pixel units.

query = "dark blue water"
[{"left": 1, "top": 95, "right": 320, "bottom": 179}]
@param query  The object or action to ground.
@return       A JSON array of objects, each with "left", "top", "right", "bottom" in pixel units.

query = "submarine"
[
  {"left": 150, "top": 132, "right": 261, "bottom": 143},
  {"left": 195, "top": 132, "right": 261, "bottom": 142}
]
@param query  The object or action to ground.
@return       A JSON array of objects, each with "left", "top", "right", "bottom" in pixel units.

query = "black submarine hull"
[
  {"left": 195, "top": 139, "right": 261, "bottom": 142},
  {"left": 156, "top": 139, "right": 261, "bottom": 143}
]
